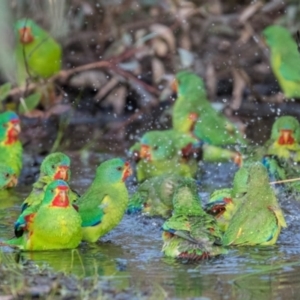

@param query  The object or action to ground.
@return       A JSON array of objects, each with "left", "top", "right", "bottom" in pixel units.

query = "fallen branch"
[
  {"left": 270, "top": 177, "right": 300, "bottom": 185},
  {"left": 8, "top": 46, "right": 159, "bottom": 98}
]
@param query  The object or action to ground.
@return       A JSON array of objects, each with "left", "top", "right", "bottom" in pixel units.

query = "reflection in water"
[{"left": 0, "top": 153, "right": 300, "bottom": 298}]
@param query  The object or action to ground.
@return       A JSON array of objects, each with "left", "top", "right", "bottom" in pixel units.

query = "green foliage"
[
  {"left": 0, "top": 83, "right": 11, "bottom": 102},
  {"left": 19, "top": 92, "right": 41, "bottom": 114}
]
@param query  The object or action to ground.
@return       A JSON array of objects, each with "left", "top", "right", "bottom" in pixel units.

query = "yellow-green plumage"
[
  {"left": 128, "top": 174, "right": 197, "bottom": 218},
  {"left": 0, "top": 111, "right": 22, "bottom": 177},
  {"left": 15, "top": 152, "right": 79, "bottom": 237},
  {"left": 173, "top": 71, "right": 246, "bottom": 146},
  {"left": 5, "top": 180, "right": 82, "bottom": 251},
  {"left": 206, "top": 165, "right": 251, "bottom": 232},
  {"left": 162, "top": 181, "right": 226, "bottom": 260},
  {"left": 77, "top": 158, "right": 131, "bottom": 243},
  {"left": 20, "top": 152, "right": 78, "bottom": 210},
  {"left": 15, "top": 19, "right": 61, "bottom": 86},
  {"left": 130, "top": 129, "right": 199, "bottom": 182},
  {"left": 263, "top": 25, "right": 300, "bottom": 99},
  {"left": 222, "top": 162, "right": 287, "bottom": 246},
  {"left": 265, "top": 116, "right": 300, "bottom": 161},
  {"left": 0, "top": 163, "right": 18, "bottom": 189}
]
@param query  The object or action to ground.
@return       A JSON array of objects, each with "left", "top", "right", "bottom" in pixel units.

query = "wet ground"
[{"left": 1, "top": 151, "right": 300, "bottom": 299}]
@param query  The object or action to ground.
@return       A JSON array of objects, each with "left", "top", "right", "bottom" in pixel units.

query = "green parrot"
[
  {"left": 162, "top": 181, "right": 226, "bottom": 260},
  {"left": 15, "top": 19, "right": 61, "bottom": 85},
  {"left": 0, "top": 163, "right": 18, "bottom": 189},
  {"left": 262, "top": 25, "right": 300, "bottom": 99},
  {"left": 205, "top": 165, "right": 251, "bottom": 232},
  {"left": 172, "top": 71, "right": 246, "bottom": 146},
  {"left": 20, "top": 152, "right": 78, "bottom": 213},
  {"left": 5, "top": 180, "right": 82, "bottom": 251},
  {"left": 127, "top": 174, "right": 198, "bottom": 218},
  {"left": 222, "top": 162, "right": 287, "bottom": 246},
  {"left": 77, "top": 158, "right": 132, "bottom": 243},
  {"left": 265, "top": 116, "right": 300, "bottom": 161},
  {"left": 130, "top": 129, "right": 199, "bottom": 182},
  {"left": 0, "top": 111, "right": 22, "bottom": 177}
]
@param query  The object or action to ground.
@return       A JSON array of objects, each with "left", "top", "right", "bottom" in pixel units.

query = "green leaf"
[
  {"left": 0, "top": 83, "right": 11, "bottom": 102},
  {"left": 19, "top": 92, "right": 42, "bottom": 114}
]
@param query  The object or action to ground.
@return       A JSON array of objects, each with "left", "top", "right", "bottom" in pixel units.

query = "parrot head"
[
  {"left": 96, "top": 158, "right": 132, "bottom": 184},
  {"left": 128, "top": 142, "right": 141, "bottom": 162},
  {"left": 271, "top": 116, "right": 300, "bottom": 146},
  {"left": 231, "top": 166, "right": 251, "bottom": 198},
  {"left": 231, "top": 152, "right": 242, "bottom": 167},
  {"left": 0, "top": 111, "right": 21, "bottom": 145},
  {"left": 15, "top": 19, "right": 37, "bottom": 44},
  {"left": 173, "top": 71, "right": 206, "bottom": 97},
  {"left": 139, "top": 131, "right": 175, "bottom": 161},
  {"left": 262, "top": 25, "right": 292, "bottom": 50},
  {"left": 0, "top": 164, "right": 18, "bottom": 188},
  {"left": 246, "top": 162, "right": 270, "bottom": 190},
  {"left": 40, "top": 152, "right": 71, "bottom": 181},
  {"left": 45, "top": 180, "right": 70, "bottom": 208},
  {"left": 172, "top": 181, "right": 202, "bottom": 214}
]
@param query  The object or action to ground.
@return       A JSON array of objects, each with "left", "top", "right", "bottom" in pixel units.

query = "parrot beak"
[
  {"left": 10, "top": 119, "right": 21, "bottom": 135},
  {"left": 188, "top": 112, "right": 198, "bottom": 132},
  {"left": 5, "top": 174, "right": 18, "bottom": 188},
  {"left": 142, "top": 201, "right": 151, "bottom": 213},
  {"left": 278, "top": 129, "right": 294, "bottom": 145},
  {"left": 181, "top": 143, "right": 193, "bottom": 159},
  {"left": 232, "top": 152, "right": 242, "bottom": 167},
  {"left": 122, "top": 161, "right": 132, "bottom": 182},
  {"left": 140, "top": 144, "right": 151, "bottom": 160},
  {"left": 171, "top": 78, "right": 178, "bottom": 93},
  {"left": 19, "top": 27, "right": 34, "bottom": 44},
  {"left": 5, "top": 119, "right": 21, "bottom": 144},
  {"left": 188, "top": 112, "right": 198, "bottom": 122},
  {"left": 131, "top": 150, "right": 141, "bottom": 163},
  {"left": 54, "top": 165, "right": 69, "bottom": 181},
  {"left": 52, "top": 185, "right": 69, "bottom": 207}
]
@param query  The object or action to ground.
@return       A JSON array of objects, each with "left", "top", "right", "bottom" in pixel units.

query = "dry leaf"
[
  {"left": 103, "top": 86, "right": 127, "bottom": 115},
  {"left": 45, "top": 104, "right": 72, "bottom": 117},
  {"left": 178, "top": 48, "right": 194, "bottom": 68},
  {"left": 69, "top": 71, "right": 107, "bottom": 89},
  {"left": 95, "top": 77, "right": 119, "bottom": 101},
  {"left": 150, "top": 24, "right": 176, "bottom": 52},
  {"left": 238, "top": 22, "right": 255, "bottom": 44},
  {"left": 152, "top": 39, "right": 169, "bottom": 57},
  {"left": 239, "top": 1, "right": 264, "bottom": 23},
  {"left": 205, "top": 63, "right": 217, "bottom": 100},
  {"left": 151, "top": 58, "right": 165, "bottom": 83},
  {"left": 231, "top": 68, "right": 249, "bottom": 110}
]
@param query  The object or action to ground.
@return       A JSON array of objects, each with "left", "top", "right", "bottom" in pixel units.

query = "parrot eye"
[
  {"left": 153, "top": 146, "right": 158, "bottom": 150},
  {"left": 52, "top": 165, "right": 55, "bottom": 169},
  {"left": 3, "top": 123, "right": 8, "bottom": 128},
  {"left": 5, "top": 173, "right": 9, "bottom": 178},
  {"left": 116, "top": 166, "right": 122, "bottom": 171}
]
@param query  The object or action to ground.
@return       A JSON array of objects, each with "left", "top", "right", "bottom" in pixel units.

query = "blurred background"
[{"left": 0, "top": 0, "right": 299, "bottom": 155}]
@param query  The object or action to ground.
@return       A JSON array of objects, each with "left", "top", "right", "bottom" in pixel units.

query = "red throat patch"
[
  {"left": 171, "top": 79, "right": 178, "bottom": 93},
  {"left": 181, "top": 143, "right": 193, "bottom": 159},
  {"left": 140, "top": 144, "right": 151, "bottom": 161},
  {"left": 278, "top": 129, "right": 295, "bottom": 145},
  {"left": 52, "top": 187, "right": 69, "bottom": 207},
  {"left": 122, "top": 162, "right": 132, "bottom": 182},
  {"left": 188, "top": 112, "right": 198, "bottom": 133},
  {"left": 5, "top": 120, "right": 20, "bottom": 145},
  {"left": 19, "top": 27, "right": 34, "bottom": 44},
  {"left": 54, "top": 166, "right": 69, "bottom": 181}
]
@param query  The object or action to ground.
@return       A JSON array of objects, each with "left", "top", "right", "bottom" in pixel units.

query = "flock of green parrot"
[{"left": 0, "top": 19, "right": 300, "bottom": 260}]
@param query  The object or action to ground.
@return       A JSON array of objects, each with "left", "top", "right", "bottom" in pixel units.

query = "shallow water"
[{"left": 1, "top": 152, "right": 300, "bottom": 299}]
